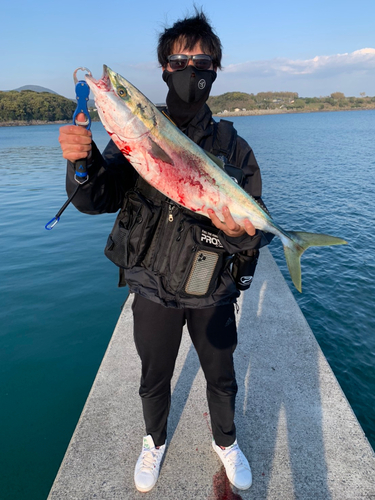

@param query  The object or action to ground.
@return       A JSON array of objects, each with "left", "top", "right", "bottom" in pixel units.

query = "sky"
[{"left": 1, "top": 0, "right": 375, "bottom": 103}]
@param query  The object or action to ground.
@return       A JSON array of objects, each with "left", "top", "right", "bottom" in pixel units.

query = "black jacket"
[{"left": 66, "top": 104, "right": 266, "bottom": 308}]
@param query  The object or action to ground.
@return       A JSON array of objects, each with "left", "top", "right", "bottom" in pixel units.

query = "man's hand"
[
  {"left": 59, "top": 112, "right": 92, "bottom": 162},
  {"left": 207, "top": 206, "right": 256, "bottom": 238}
]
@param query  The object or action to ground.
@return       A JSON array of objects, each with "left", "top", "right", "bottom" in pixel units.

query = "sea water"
[
  {"left": 0, "top": 123, "right": 126, "bottom": 499},
  {"left": 0, "top": 110, "right": 374, "bottom": 499}
]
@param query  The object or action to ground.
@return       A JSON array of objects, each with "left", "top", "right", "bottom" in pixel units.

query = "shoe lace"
[
  {"left": 140, "top": 448, "right": 162, "bottom": 471},
  {"left": 222, "top": 445, "right": 245, "bottom": 469}
]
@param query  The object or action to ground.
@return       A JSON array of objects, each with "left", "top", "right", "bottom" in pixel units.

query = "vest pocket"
[
  {"left": 104, "top": 191, "right": 161, "bottom": 269},
  {"left": 165, "top": 225, "right": 227, "bottom": 297}
]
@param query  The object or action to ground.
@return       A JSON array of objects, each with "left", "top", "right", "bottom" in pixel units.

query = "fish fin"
[
  {"left": 283, "top": 231, "right": 347, "bottom": 293},
  {"left": 204, "top": 151, "right": 225, "bottom": 170},
  {"left": 148, "top": 138, "right": 174, "bottom": 165}
]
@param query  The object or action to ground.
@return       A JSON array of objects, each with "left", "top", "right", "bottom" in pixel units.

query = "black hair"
[{"left": 157, "top": 8, "right": 222, "bottom": 70}]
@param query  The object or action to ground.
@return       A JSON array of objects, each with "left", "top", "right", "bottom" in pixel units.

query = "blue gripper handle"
[
  {"left": 72, "top": 79, "right": 91, "bottom": 184},
  {"left": 72, "top": 81, "right": 91, "bottom": 129}
]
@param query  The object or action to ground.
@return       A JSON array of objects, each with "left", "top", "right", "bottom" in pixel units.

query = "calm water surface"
[
  {"left": 0, "top": 111, "right": 374, "bottom": 499},
  {"left": 0, "top": 123, "right": 127, "bottom": 499}
]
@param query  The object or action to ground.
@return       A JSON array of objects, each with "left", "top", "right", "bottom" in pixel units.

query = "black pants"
[{"left": 132, "top": 294, "right": 238, "bottom": 447}]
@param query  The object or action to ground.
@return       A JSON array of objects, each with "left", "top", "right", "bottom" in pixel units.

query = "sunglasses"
[{"left": 167, "top": 54, "right": 213, "bottom": 71}]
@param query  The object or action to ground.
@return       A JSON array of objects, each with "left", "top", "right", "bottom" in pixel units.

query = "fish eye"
[{"left": 117, "top": 86, "right": 127, "bottom": 98}]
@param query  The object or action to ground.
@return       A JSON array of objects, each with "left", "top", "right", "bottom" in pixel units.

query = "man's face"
[{"left": 163, "top": 40, "right": 216, "bottom": 72}]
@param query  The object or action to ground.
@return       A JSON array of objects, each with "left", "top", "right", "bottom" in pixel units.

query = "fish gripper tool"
[{"left": 45, "top": 67, "right": 92, "bottom": 230}]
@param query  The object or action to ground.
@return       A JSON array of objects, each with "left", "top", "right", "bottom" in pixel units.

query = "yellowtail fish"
[{"left": 85, "top": 65, "right": 347, "bottom": 292}]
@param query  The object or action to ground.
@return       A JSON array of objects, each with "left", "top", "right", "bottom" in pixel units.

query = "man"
[{"left": 59, "top": 9, "right": 266, "bottom": 493}]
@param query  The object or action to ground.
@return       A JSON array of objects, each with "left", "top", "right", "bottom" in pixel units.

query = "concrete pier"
[{"left": 48, "top": 248, "right": 375, "bottom": 499}]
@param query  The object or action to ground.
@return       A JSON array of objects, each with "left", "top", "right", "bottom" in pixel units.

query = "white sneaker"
[
  {"left": 212, "top": 439, "right": 252, "bottom": 490},
  {"left": 134, "top": 435, "right": 166, "bottom": 492}
]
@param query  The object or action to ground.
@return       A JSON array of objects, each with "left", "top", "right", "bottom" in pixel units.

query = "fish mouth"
[
  {"left": 102, "top": 65, "right": 117, "bottom": 90},
  {"left": 85, "top": 66, "right": 109, "bottom": 94}
]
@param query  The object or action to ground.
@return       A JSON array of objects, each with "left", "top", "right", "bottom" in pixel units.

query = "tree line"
[
  {"left": 207, "top": 91, "right": 375, "bottom": 114},
  {"left": 0, "top": 90, "right": 76, "bottom": 122},
  {"left": 2, "top": 89, "right": 375, "bottom": 124}
]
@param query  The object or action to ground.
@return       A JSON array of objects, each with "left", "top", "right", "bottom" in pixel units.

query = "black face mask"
[{"left": 162, "top": 66, "right": 217, "bottom": 128}]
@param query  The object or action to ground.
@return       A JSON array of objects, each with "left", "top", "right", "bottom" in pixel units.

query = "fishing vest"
[
  {"left": 201, "top": 119, "right": 245, "bottom": 186},
  {"left": 104, "top": 119, "right": 259, "bottom": 300}
]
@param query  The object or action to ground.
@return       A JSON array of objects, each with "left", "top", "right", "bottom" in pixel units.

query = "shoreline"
[
  {"left": 0, "top": 119, "right": 72, "bottom": 127},
  {"left": 213, "top": 106, "right": 375, "bottom": 117},
  {"left": 1, "top": 106, "right": 374, "bottom": 127}
]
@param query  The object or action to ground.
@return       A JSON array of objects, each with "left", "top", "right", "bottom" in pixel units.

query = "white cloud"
[
  {"left": 211, "top": 48, "right": 375, "bottom": 97},
  {"left": 224, "top": 48, "right": 375, "bottom": 78}
]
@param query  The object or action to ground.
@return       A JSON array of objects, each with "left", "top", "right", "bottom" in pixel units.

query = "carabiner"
[{"left": 45, "top": 216, "right": 60, "bottom": 230}]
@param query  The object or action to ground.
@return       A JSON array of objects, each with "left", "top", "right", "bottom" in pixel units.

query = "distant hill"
[
  {"left": 0, "top": 89, "right": 76, "bottom": 122},
  {"left": 12, "top": 85, "right": 58, "bottom": 94},
  {"left": 7, "top": 85, "right": 96, "bottom": 108}
]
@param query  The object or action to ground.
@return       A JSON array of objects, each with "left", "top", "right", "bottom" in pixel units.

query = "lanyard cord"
[{"left": 45, "top": 184, "right": 80, "bottom": 230}]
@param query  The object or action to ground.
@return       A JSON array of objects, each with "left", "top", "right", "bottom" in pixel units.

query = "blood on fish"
[
  {"left": 121, "top": 145, "right": 132, "bottom": 155},
  {"left": 107, "top": 133, "right": 131, "bottom": 156},
  {"left": 190, "top": 179, "right": 204, "bottom": 188}
]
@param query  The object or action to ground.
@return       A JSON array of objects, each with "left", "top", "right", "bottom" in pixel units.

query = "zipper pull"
[{"left": 168, "top": 204, "right": 174, "bottom": 222}]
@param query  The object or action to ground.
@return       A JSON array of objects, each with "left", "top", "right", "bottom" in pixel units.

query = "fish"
[{"left": 85, "top": 65, "right": 347, "bottom": 292}]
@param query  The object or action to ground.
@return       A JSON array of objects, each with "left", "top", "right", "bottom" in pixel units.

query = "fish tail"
[{"left": 282, "top": 231, "right": 347, "bottom": 292}]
